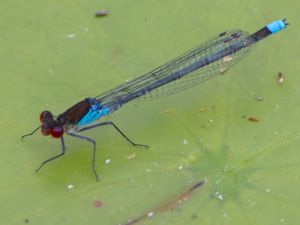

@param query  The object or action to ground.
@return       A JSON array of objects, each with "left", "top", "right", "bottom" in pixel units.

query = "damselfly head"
[
  {"left": 40, "top": 110, "right": 53, "bottom": 123},
  {"left": 39, "top": 110, "right": 64, "bottom": 138}
]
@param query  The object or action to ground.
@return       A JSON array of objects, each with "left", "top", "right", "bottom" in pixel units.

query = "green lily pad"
[{"left": 1, "top": 1, "right": 299, "bottom": 225}]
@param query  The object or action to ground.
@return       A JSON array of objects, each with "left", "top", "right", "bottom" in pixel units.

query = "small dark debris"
[
  {"left": 95, "top": 10, "right": 109, "bottom": 17},
  {"left": 24, "top": 219, "right": 29, "bottom": 223},
  {"left": 277, "top": 72, "right": 285, "bottom": 84},
  {"left": 248, "top": 116, "right": 259, "bottom": 122}
]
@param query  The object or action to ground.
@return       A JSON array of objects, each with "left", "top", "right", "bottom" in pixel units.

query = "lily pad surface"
[{"left": 0, "top": 0, "right": 299, "bottom": 225}]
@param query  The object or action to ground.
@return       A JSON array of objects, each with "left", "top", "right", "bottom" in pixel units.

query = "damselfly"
[{"left": 22, "top": 19, "right": 288, "bottom": 180}]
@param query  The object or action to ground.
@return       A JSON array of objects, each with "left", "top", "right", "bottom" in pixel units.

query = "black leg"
[
  {"left": 76, "top": 121, "right": 149, "bottom": 148},
  {"left": 67, "top": 132, "right": 99, "bottom": 181},
  {"left": 36, "top": 137, "right": 66, "bottom": 173},
  {"left": 21, "top": 126, "right": 41, "bottom": 140}
]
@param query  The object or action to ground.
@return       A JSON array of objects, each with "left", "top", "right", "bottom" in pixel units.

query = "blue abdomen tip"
[{"left": 266, "top": 19, "right": 287, "bottom": 33}]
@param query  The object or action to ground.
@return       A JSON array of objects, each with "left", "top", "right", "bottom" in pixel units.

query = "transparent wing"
[{"left": 95, "top": 30, "right": 254, "bottom": 109}]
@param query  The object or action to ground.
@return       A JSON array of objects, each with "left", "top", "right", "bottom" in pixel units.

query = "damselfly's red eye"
[
  {"left": 50, "top": 126, "right": 64, "bottom": 138},
  {"left": 41, "top": 125, "right": 50, "bottom": 136},
  {"left": 40, "top": 111, "right": 53, "bottom": 123}
]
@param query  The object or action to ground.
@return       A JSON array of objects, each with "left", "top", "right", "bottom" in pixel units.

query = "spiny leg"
[
  {"left": 76, "top": 121, "right": 149, "bottom": 148},
  {"left": 36, "top": 137, "right": 66, "bottom": 173},
  {"left": 67, "top": 132, "right": 99, "bottom": 181}
]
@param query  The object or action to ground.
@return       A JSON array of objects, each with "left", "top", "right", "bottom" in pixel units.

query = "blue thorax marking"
[
  {"left": 77, "top": 99, "right": 110, "bottom": 127},
  {"left": 266, "top": 19, "right": 286, "bottom": 34}
]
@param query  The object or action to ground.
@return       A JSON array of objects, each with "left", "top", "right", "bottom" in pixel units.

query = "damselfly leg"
[
  {"left": 35, "top": 137, "right": 66, "bottom": 173},
  {"left": 67, "top": 121, "right": 148, "bottom": 180},
  {"left": 76, "top": 121, "right": 149, "bottom": 148}
]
